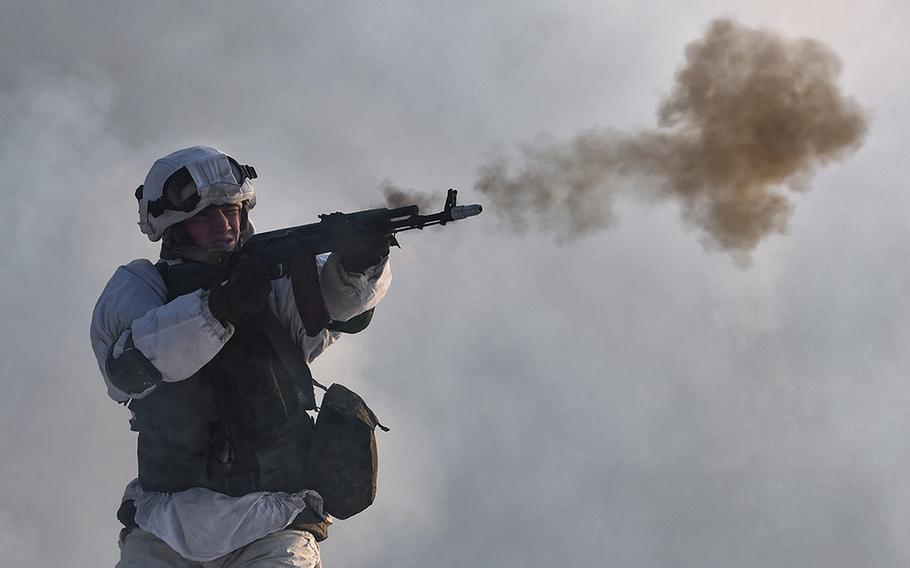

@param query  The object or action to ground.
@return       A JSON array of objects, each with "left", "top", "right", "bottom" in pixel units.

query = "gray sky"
[{"left": 1, "top": 1, "right": 909, "bottom": 566}]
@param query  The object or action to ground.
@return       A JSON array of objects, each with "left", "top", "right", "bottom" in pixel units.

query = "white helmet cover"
[{"left": 137, "top": 145, "right": 257, "bottom": 241}]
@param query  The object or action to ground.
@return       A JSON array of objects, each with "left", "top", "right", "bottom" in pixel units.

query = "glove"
[
  {"left": 208, "top": 262, "right": 273, "bottom": 323},
  {"left": 328, "top": 216, "right": 391, "bottom": 273}
]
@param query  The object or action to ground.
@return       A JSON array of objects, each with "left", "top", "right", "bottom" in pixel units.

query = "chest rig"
[{"left": 129, "top": 263, "right": 319, "bottom": 497}]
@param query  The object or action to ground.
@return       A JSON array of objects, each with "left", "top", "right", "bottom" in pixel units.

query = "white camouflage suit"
[{"left": 91, "top": 252, "right": 390, "bottom": 567}]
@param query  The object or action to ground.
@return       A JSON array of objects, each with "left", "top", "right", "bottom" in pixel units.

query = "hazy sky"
[{"left": 2, "top": 1, "right": 909, "bottom": 566}]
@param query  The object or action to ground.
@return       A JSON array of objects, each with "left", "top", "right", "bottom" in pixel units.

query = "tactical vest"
[{"left": 129, "top": 267, "right": 317, "bottom": 496}]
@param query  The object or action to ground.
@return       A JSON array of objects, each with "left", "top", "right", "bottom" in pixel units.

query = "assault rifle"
[{"left": 166, "top": 188, "right": 482, "bottom": 334}]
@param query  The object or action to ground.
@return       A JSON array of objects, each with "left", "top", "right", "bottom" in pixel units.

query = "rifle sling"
[{"left": 289, "top": 254, "right": 331, "bottom": 337}]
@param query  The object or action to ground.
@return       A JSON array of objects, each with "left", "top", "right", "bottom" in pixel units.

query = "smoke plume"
[
  {"left": 475, "top": 19, "right": 868, "bottom": 256},
  {"left": 378, "top": 181, "right": 438, "bottom": 212}
]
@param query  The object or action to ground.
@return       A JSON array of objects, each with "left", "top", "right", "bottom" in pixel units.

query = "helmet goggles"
[{"left": 147, "top": 156, "right": 257, "bottom": 218}]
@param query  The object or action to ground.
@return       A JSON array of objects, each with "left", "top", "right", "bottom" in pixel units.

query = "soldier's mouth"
[{"left": 211, "top": 237, "right": 236, "bottom": 248}]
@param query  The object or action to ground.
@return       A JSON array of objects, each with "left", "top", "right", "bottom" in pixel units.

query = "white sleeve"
[
  {"left": 270, "top": 253, "right": 391, "bottom": 363},
  {"left": 90, "top": 259, "right": 234, "bottom": 402},
  {"left": 318, "top": 253, "right": 391, "bottom": 322}
]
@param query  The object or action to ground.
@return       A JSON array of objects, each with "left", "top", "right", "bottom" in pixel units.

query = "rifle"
[{"left": 166, "top": 188, "right": 482, "bottom": 334}]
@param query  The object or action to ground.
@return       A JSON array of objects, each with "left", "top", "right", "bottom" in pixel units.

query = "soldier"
[{"left": 90, "top": 146, "right": 391, "bottom": 567}]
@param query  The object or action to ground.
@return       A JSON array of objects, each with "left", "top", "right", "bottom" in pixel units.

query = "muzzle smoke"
[
  {"left": 474, "top": 19, "right": 868, "bottom": 256},
  {"left": 378, "top": 181, "right": 437, "bottom": 212}
]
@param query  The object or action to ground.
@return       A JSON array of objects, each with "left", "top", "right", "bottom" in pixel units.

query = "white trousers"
[{"left": 117, "top": 529, "right": 321, "bottom": 568}]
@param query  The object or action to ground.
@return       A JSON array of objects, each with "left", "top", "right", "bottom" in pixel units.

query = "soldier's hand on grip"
[{"left": 327, "top": 215, "right": 391, "bottom": 273}]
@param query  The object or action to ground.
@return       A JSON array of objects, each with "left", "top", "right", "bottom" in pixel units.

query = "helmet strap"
[{"left": 238, "top": 202, "right": 253, "bottom": 246}]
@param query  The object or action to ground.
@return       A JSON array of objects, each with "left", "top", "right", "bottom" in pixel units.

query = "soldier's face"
[{"left": 183, "top": 204, "right": 242, "bottom": 251}]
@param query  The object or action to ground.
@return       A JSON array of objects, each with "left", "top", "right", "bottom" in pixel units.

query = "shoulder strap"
[{"left": 253, "top": 311, "right": 325, "bottom": 410}]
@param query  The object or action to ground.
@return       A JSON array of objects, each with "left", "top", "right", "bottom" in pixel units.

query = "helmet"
[{"left": 136, "top": 146, "right": 257, "bottom": 241}]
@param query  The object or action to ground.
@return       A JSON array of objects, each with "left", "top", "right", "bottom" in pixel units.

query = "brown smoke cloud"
[{"left": 475, "top": 19, "right": 868, "bottom": 257}]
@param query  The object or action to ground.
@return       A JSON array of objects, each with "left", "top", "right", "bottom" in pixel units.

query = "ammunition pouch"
[{"left": 307, "top": 383, "right": 388, "bottom": 519}]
